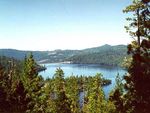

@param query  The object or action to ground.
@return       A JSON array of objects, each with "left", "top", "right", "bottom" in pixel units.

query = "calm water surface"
[{"left": 39, "top": 63, "right": 126, "bottom": 97}]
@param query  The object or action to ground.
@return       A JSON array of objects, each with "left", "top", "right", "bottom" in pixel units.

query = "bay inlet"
[{"left": 39, "top": 63, "right": 126, "bottom": 98}]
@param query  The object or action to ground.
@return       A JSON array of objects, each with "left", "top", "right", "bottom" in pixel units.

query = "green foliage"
[
  {"left": 67, "top": 45, "right": 128, "bottom": 66},
  {"left": 0, "top": 54, "right": 115, "bottom": 113},
  {"left": 1, "top": 0, "right": 149, "bottom": 113},
  {"left": 0, "top": 57, "right": 28, "bottom": 113},
  {"left": 22, "top": 53, "right": 45, "bottom": 113},
  {"left": 109, "top": 74, "right": 124, "bottom": 113},
  {"left": 0, "top": 45, "right": 127, "bottom": 66},
  {"left": 111, "top": 0, "right": 150, "bottom": 113},
  {"left": 0, "top": 49, "right": 48, "bottom": 61},
  {"left": 53, "top": 68, "right": 72, "bottom": 113},
  {"left": 82, "top": 73, "right": 115, "bottom": 113},
  {"left": 0, "top": 64, "right": 9, "bottom": 112},
  {"left": 123, "top": 40, "right": 150, "bottom": 113},
  {"left": 66, "top": 76, "right": 80, "bottom": 113},
  {"left": 123, "top": 0, "right": 150, "bottom": 43},
  {"left": 82, "top": 73, "right": 104, "bottom": 113},
  {"left": 123, "top": 0, "right": 150, "bottom": 113}
]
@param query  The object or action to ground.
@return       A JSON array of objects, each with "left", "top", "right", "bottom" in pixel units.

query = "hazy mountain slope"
[
  {"left": 66, "top": 45, "right": 127, "bottom": 66},
  {"left": 0, "top": 49, "right": 48, "bottom": 60},
  {"left": 38, "top": 49, "right": 80, "bottom": 63},
  {"left": 0, "top": 56, "right": 22, "bottom": 70},
  {"left": 0, "top": 44, "right": 127, "bottom": 66}
]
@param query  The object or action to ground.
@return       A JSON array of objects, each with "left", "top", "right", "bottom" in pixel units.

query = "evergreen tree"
[
  {"left": 83, "top": 73, "right": 107, "bottom": 113},
  {"left": 0, "top": 58, "right": 28, "bottom": 113},
  {"left": 23, "top": 53, "right": 37, "bottom": 80},
  {"left": 9, "top": 80, "right": 28, "bottom": 113},
  {"left": 53, "top": 68, "right": 71, "bottom": 113},
  {"left": 114, "top": 0, "right": 150, "bottom": 112},
  {"left": 22, "top": 53, "right": 44, "bottom": 113},
  {"left": 66, "top": 76, "right": 80, "bottom": 113},
  {"left": 109, "top": 74, "right": 124, "bottom": 113},
  {"left": 43, "top": 79, "right": 57, "bottom": 113},
  {"left": 0, "top": 64, "right": 9, "bottom": 112}
]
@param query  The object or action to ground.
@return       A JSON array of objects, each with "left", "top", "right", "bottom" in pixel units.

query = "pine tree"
[
  {"left": 121, "top": 0, "right": 150, "bottom": 112},
  {"left": 0, "top": 64, "right": 8, "bottom": 112},
  {"left": 82, "top": 73, "right": 107, "bottom": 113},
  {"left": 0, "top": 58, "right": 28, "bottom": 113},
  {"left": 53, "top": 68, "right": 71, "bottom": 113},
  {"left": 109, "top": 74, "right": 124, "bottom": 113},
  {"left": 66, "top": 76, "right": 80, "bottom": 113},
  {"left": 42, "top": 79, "right": 57, "bottom": 113},
  {"left": 22, "top": 53, "right": 44, "bottom": 113}
]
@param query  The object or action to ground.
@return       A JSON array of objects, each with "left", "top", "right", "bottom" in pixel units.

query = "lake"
[{"left": 39, "top": 63, "right": 126, "bottom": 98}]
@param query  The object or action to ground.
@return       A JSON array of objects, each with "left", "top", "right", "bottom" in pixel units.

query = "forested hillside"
[
  {"left": 67, "top": 45, "right": 127, "bottom": 66},
  {"left": 0, "top": 49, "right": 48, "bottom": 60},
  {"left": 0, "top": 0, "right": 149, "bottom": 113},
  {"left": 0, "top": 44, "right": 127, "bottom": 66},
  {"left": 0, "top": 54, "right": 114, "bottom": 113},
  {"left": 0, "top": 56, "right": 23, "bottom": 73}
]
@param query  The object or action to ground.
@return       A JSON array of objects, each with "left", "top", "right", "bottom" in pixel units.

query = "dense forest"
[
  {"left": 0, "top": 54, "right": 113, "bottom": 113},
  {"left": 0, "top": 0, "right": 150, "bottom": 113},
  {"left": 0, "top": 44, "right": 127, "bottom": 66},
  {"left": 67, "top": 45, "right": 127, "bottom": 66}
]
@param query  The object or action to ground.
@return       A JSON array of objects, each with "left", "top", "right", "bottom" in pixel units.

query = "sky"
[{"left": 0, "top": 0, "right": 132, "bottom": 51}]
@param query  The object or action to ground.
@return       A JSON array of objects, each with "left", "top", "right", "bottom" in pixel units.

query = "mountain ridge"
[{"left": 0, "top": 44, "right": 128, "bottom": 66}]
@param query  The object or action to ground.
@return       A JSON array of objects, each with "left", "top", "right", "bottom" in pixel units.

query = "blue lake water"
[{"left": 39, "top": 63, "right": 126, "bottom": 98}]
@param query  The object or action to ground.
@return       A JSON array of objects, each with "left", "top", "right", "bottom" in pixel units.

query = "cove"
[{"left": 39, "top": 63, "right": 126, "bottom": 97}]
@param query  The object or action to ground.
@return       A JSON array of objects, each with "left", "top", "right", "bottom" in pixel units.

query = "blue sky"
[{"left": 0, "top": 0, "right": 132, "bottom": 51}]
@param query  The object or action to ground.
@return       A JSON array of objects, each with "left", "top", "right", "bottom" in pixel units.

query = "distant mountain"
[
  {"left": 0, "top": 44, "right": 128, "bottom": 66},
  {"left": 0, "top": 49, "right": 48, "bottom": 60},
  {"left": 67, "top": 45, "right": 128, "bottom": 66},
  {"left": 0, "top": 56, "right": 22, "bottom": 70}
]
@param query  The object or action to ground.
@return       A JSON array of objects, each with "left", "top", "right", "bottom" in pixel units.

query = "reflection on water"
[{"left": 39, "top": 63, "right": 126, "bottom": 98}]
